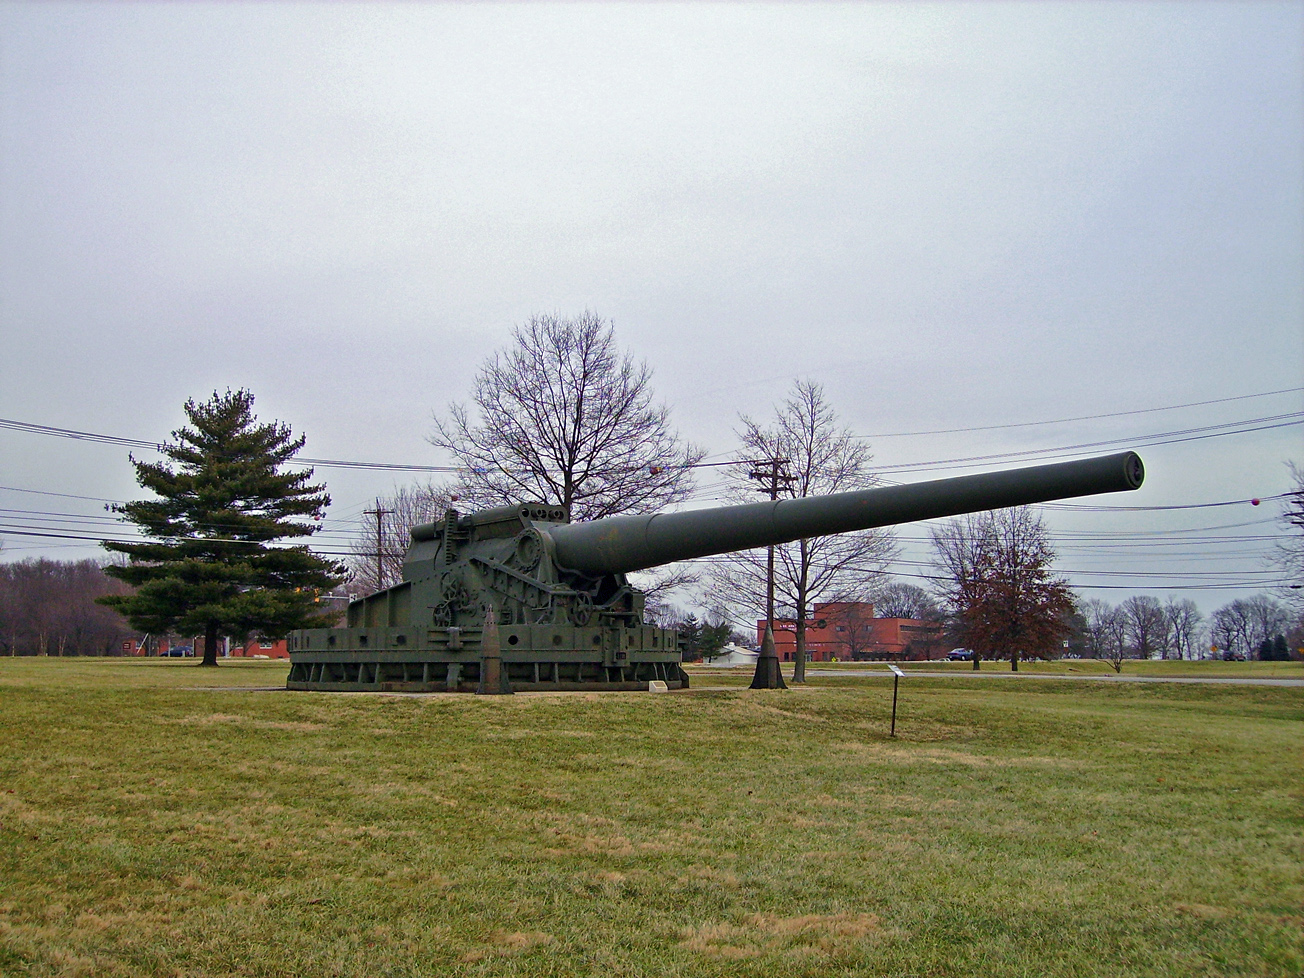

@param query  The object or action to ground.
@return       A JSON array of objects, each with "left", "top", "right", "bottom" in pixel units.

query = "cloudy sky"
[{"left": 2, "top": 2, "right": 1301, "bottom": 616}]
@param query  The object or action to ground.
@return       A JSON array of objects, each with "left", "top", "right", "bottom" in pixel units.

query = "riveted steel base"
[{"left": 286, "top": 657, "right": 689, "bottom": 693}]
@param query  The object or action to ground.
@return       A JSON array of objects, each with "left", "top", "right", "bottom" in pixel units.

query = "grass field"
[{"left": 1, "top": 658, "right": 1300, "bottom": 977}]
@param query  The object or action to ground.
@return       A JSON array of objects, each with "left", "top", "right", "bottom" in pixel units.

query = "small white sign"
[
  {"left": 888, "top": 664, "right": 905, "bottom": 678},
  {"left": 648, "top": 680, "right": 669, "bottom": 692}
]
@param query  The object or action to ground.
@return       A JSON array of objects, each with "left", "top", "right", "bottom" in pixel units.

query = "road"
[{"left": 802, "top": 669, "right": 1304, "bottom": 688}]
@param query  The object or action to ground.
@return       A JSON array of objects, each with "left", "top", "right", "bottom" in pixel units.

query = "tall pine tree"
[{"left": 99, "top": 390, "right": 344, "bottom": 665}]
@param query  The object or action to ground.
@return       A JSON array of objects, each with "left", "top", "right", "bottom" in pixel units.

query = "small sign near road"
[{"left": 888, "top": 664, "right": 904, "bottom": 736}]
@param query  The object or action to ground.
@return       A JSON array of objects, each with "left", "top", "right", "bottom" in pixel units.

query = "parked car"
[
  {"left": 163, "top": 646, "right": 194, "bottom": 657},
  {"left": 947, "top": 648, "right": 973, "bottom": 661}
]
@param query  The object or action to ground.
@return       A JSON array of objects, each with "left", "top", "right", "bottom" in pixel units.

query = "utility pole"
[
  {"left": 363, "top": 500, "right": 391, "bottom": 592},
  {"left": 748, "top": 458, "right": 796, "bottom": 626},
  {"left": 747, "top": 457, "right": 794, "bottom": 690}
]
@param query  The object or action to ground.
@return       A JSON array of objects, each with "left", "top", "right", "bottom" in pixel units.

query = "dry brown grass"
[{"left": 680, "top": 911, "right": 890, "bottom": 960}]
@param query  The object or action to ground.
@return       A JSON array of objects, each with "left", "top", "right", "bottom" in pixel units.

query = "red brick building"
[
  {"left": 757, "top": 601, "right": 945, "bottom": 661},
  {"left": 125, "top": 635, "right": 289, "bottom": 658},
  {"left": 124, "top": 590, "right": 349, "bottom": 659},
  {"left": 232, "top": 638, "right": 289, "bottom": 659},
  {"left": 125, "top": 636, "right": 174, "bottom": 656}
]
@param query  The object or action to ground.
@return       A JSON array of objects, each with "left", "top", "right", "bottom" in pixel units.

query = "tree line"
[
  {"left": 5, "top": 549, "right": 1295, "bottom": 666},
  {"left": 0, "top": 559, "right": 134, "bottom": 656},
  {"left": 1078, "top": 592, "right": 1299, "bottom": 669}
]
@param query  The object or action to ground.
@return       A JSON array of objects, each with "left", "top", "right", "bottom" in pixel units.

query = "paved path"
[{"left": 802, "top": 669, "right": 1304, "bottom": 687}]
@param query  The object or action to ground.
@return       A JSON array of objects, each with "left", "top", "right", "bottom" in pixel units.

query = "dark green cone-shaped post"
[
  {"left": 477, "top": 606, "right": 512, "bottom": 695},
  {"left": 750, "top": 624, "right": 787, "bottom": 690}
]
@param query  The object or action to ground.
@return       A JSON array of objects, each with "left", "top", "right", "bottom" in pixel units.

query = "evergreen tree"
[
  {"left": 1259, "top": 633, "right": 1291, "bottom": 661},
  {"left": 677, "top": 614, "right": 702, "bottom": 661},
  {"left": 699, "top": 620, "right": 733, "bottom": 660},
  {"left": 98, "top": 390, "right": 344, "bottom": 666}
]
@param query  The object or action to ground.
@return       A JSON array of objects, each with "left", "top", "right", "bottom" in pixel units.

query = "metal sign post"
[{"left": 888, "top": 663, "right": 904, "bottom": 737}]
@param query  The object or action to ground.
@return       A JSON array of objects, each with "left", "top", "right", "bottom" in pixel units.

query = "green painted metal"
[
  {"left": 287, "top": 451, "right": 1143, "bottom": 693},
  {"left": 549, "top": 451, "right": 1144, "bottom": 574}
]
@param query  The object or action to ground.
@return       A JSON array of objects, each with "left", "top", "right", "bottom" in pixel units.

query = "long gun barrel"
[{"left": 548, "top": 450, "right": 1144, "bottom": 576}]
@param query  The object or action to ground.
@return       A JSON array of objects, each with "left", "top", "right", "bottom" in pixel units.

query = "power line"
[
  {"left": 1, "top": 523, "right": 1284, "bottom": 593},
  {"left": 1, "top": 483, "right": 1286, "bottom": 545},
  {"left": 0, "top": 484, "right": 122, "bottom": 504},
  {"left": 0, "top": 417, "right": 461, "bottom": 473},
  {"left": 856, "top": 386, "right": 1304, "bottom": 438},
  {"left": 1042, "top": 493, "right": 1288, "bottom": 512},
  {"left": 3, "top": 403, "right": 1295, "bottom": 599},
  {"left": 869, "top": 412, "right": 1304, "bottom": 473},
  {"left": 0, "top": 418, "right": 162, "bottom": 450},
  {"left": 6, "top": 396, "right": 1300, "bottom": 479},
  {"left": 0, "top": 415, "right": 760, "bottom": 476}
]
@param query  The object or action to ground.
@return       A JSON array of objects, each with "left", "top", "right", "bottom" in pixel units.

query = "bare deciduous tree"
[
  {"left": 1081, "top": 595, "right": 1204, "bottom": 666},
  {"left": 429, "top": 311, "right": 705, "bottom": 522},
  {"left": 1080, "top": 598, "right": 1131, "bottom": 672},
  {"left": 929, "top": 514, "right": 992, "bottom": 671},
  {"left": 1119, "top": 595, "right": 1169, "bottom": 660},
  {"left": 1209, "top": 604, "right": 1245, "bottom": 659},
  {"left": 630, "top": 564, "right": 701, "bottom": 625},
  {"left": 822, "top": 600, "right": 878, "bottom": 661},
  {"left": 0, "top": 559, "right": 133, "bottom": 656},
  {"left": 1164, "top": 597, "right": 1204, "bottom": 660},
  {"left": 871, "top": 581, "right": 943, "bottom": 623},
  {"left": 1102, "top": 603, "right": 1130, "bottom": 672},
  {"left": 930, "top": 506, "right": 1073, "bottom": 672},
  {"left": 1273, "top": 461, "right": 1304, "bottom": 611},
  {"left": 1080, "top": 598, "right": 1112, "bottom": 659},
  {"left": 708, "top": 380, "right": 897, "bottom": 682},
  {"left": 348, "top": 483, "right": 458, "bottom": 594},
  {"left": 1242, "top": 594, "right": 1291, "bottom": 658},
  {"left": 1209, "top": 595, "right": 1291, "bottom": 659}
]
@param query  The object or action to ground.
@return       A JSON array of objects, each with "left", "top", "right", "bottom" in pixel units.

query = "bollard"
[
  {"left": 750, "top": 623, "right": 787, "bottom": 690},
  {"left": 476, "top": 606, "right": 513, "bottom": 695}
]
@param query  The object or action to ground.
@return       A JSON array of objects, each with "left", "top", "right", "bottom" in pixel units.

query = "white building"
[{"left": 700, "top": 643, "right": 759, "bottom": 667}]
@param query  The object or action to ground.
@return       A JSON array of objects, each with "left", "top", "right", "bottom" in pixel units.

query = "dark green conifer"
[
  {"left": 677, "top": 614, "right": 702, "bottom": 661},
  {"left": 699, "top": 620, "right": 733, "bottom": 660},
  {"left": 99, "top": 390, "right": 344, "bottom": 665}
]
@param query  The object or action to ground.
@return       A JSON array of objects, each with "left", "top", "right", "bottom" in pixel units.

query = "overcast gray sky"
[{"left": 2, "top": 2, "right": 1301, "bottom": 616}]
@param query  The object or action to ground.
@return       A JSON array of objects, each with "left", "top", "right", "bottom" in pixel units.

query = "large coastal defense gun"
[{"left": 287, "top": 450, "right": 1144, "bottom": 692}]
